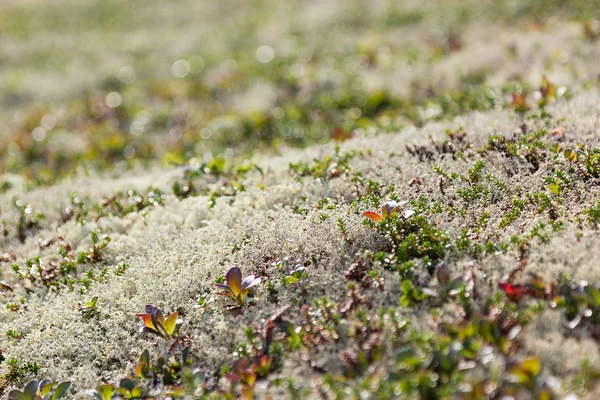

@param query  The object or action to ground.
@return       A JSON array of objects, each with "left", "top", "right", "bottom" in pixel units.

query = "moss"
[{"left": 4, "top": 1, "right": 600, "bottom": 397}]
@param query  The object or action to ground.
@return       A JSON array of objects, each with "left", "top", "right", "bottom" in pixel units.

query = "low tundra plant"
[
  {"left": 1, "top": 358, "right": 42, "bottom": 390},
  {"left": 78, "top": 296, "right": 99, "bottom": 319},
  {"left": 89, "top": 379, "right": 147, "bottom": 400},
  {"left": 12, "top": 199, "right": 44, "bottom": 243},
  {"left": 8, "top": 379, "right": 71, "bottom": 400},
  {"left": 77, "top": 232, "right": 110, "bottom": 264},
  {"left": 363, "top": 200, "right": 414, "bottom": 223},
  {"left": 6, "top": 329, "right": 25, "bottom": 340},
  {"left": 136, "top": 305, "right": 181, "bottom": 341},
  {"left": 87, "top": 346, "right": 201, "bottom": 399},
  {"left": 564, "top": 146, "right": 600, "bottom": 179},
  {"left": 214, "top": 266, "right": 261, "bottom": 307}
]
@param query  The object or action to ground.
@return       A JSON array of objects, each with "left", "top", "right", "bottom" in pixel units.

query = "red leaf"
[
  {"left": 363, "top": 211, "right": 382, "bottom": 223},
  {"left": 498, "top": 282, "right": 527, "bottom": 302},
  {"left": 136, "top": 313, "right": 156, "bottom": 331}
]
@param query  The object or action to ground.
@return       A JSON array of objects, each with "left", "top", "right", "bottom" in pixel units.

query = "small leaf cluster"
[
  {"left": 564, "top": 146, "right": 600, "bottom": 179},
  {"left": 8, "top": 379, "right": 71, "bottom": 400},
  {"left": 288, "top": 146, "right": 360, "bottom": 182},
  {"left": 214, "top": 266, "right": 261, "bottom": 307},
  {"left": 78, "top": 296, "right": 99, "bottom": 319},
  {"left": 136, "top": 305, "right": 181, "bottom": 341},
  {"left": 89, "top": 346, "right": 203, "bottom": 399},
  {"left": 9, "top": 199, "right": 45, "bottom": 243}
]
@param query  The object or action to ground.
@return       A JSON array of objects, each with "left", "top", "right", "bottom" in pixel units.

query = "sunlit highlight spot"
[
  {"left": 117, "top": 66, "right": 135, "bottom": 84},
  {"left": 256, "top": 45, "right": 275, "bottom": 63},
  {"left": 105, "top": 92, "right": 122, "bottom": 108},
  {"left": 123, "top": 145, "right": 135, "bottom": 159},
  {"left": 171, "top": 59, "right": 190, "bottom": 78},
  {"left": 41, "top": 114, "right": 56, "bottom": 130},
  {"left": 31, "top": 127, "right": 47, "bottom": 141}
]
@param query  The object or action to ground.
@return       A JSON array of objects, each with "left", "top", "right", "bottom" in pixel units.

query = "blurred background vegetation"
[{"left": 1, "top": 0, "right": 599, "bottom": 185}]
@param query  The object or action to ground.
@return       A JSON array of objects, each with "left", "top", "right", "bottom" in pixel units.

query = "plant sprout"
[
  {"left": 510, "top": 91, "right": 531, "bottom": 113},
  {"left": 78, "top": 296, "right": 99, "bottom": 319},
  {"left": 214, "top": 266, "right": 261, "bottom": 306},
  {"left": 363, "top": 200, "right": 414, "bottom": 223},
  {"left": 136, "top": 304, "right": 181, "bottom": 341}
]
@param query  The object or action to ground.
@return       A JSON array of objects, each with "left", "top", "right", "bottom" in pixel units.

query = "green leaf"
[
  {"left": 480, "top": 320, "right": 499, "bottom": 344},
  {"left": 130, "top": 387, "right": 144, "bottom": 398},
  {"left": 207, "top": 156, "right": 226, "bottom": 173},
  {"left": 509, "top": 370, "right": 532, "bottom": 386},
  {"left": 166, "top": 386, "right": 186, "bottom": 397},
  {"left": 23, "top": 380, "right": 38, "bottom": 400},
  {"left": 401, "top": 279, "right": 414, "bottom": 293},
  {"left": 395, "top": 348, "right": 421, "bottom": 368},
  {"left": 119, "top": 378, "right": 136, "bottom": 391},
  {"left": 585, "top": 286, "right": 600, "bottom": 307},
  {"left": 153, "top": 310, "right": 165, "bottom": 334},
  {"left": 8, "top": 390, "right": 25, "bottom": 400},
  {"left": 447, "top": 278, "right": 465, "bottom": 295},
  {"left": 135, "top": 361, "right": 149, "bottom": 379},
  {"left": 88, "top": 296, "right": 98, "bottom": 308},
  {"left": 53, "top": 382, "right": 72, "bottom": 399},
  {"left": 399, "top": 296, "right": 410, "bottom": 307},
  {"left": 139, "top": 349, "right": 149, "bottom": 365}
]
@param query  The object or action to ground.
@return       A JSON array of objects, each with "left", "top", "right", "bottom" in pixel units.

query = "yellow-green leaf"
[
  {"left": 165, "top": 312, "right": 178, "bottom": 335},
  {"left": 53, "top": 381, "right": 72, "bottom": 399},
  {"left": 97, "top": 384, "right": 116, "bottom": 400},
  {"left": 40, "top": 380, "right": 55, "bottom": 396},
  {"left": 548, "top": 183, "right": 561, "bottom": 195},
  {"left": 564, "top": 149, "right": 577, "bottom": 162},
  {"left": 521, "top": 357, "right": 541, "bottom": 376}
]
